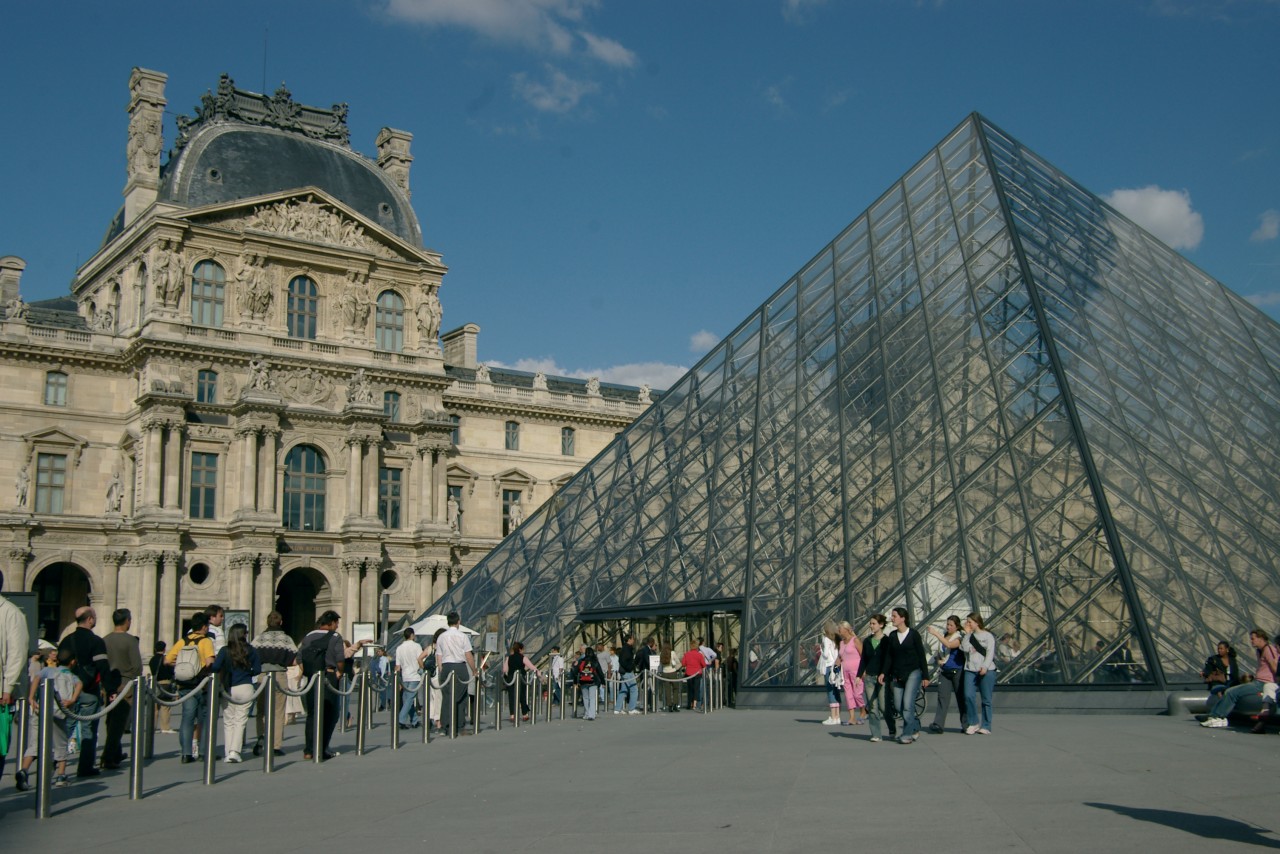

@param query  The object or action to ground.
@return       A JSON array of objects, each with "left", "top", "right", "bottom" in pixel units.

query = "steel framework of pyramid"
[{"left": 430, "top": 114, "right": 1280, "bottom": 692}]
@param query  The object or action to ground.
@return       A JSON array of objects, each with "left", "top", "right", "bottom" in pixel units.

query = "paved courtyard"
[{"left": 2, "top": 704, "right": 1278, "bottom": 852}]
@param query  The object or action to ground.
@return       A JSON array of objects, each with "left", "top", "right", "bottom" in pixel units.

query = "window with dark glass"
[
  {"left": 190, "top": 260, "right": 226, "bottom": 327},
  {"left": 502, "top": 488, "right": 523, "bottom": 536},
  {"left": 561, "top": 426, "right": 575, "bottom": 456},
  {"left": 375, "top": 290, "right": 405, "bottom": 352},
  {"left": 449, "top": 414, "right": 461, "bottom": 445},
  {"left": 287, "top": 276, "right": 318, "bottom": 339},
  {"left": 379, "top": 467, "right": 402, "bottom": 528},
  {"left": 383, "top": 391, "right": 401, "bottom": 421},
  {"left": 196, "top": 370, "right": 218, "bottom": 404},
  {"left": 504, "top": 420, "right": 520, "bottom": 451},
  {"left": 283, "top": 445, "right": 326, "bottom": 531},
  {"left": 34, "top": 453, "right": 66, "bottom": 514},
  {"left": 189, "top": 452, "right": 218, "bottom": 519},
  {"left": 44, "top": 371, "right": 68, "bottom": 407}
]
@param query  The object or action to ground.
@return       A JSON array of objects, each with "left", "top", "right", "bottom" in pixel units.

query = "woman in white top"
[
  {"left": 818, "top": 623, "right": 842, "bottom": 725},
  {"left": 960, "top": 612, "right": 998, "bottom": 734}
]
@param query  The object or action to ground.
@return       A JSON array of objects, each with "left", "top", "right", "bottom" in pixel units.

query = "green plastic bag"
[{"left": 0, "top": 703, "right": 11, "bottom": 757}]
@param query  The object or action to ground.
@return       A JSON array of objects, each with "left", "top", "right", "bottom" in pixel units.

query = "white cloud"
[
  {"left": 1104, "top": 185, "right": 1204, "bottom": 250},
  {"left": 1246, "top": 291, "right": 1280, "bottom": 308},
  {"left": 782, "top": 0, "right": 829, "bottom": 24},
  {"left": 689, "top": 329, "right": 719, "bottom": 353},
  {"left": 1251, "top": 209, "right": 1280, "bottom": 243},
  {"left": 579, "top": 31, "right": 637, "bottom": 68},
  {"left": 763, "top": 81, "right": 789, "bottom": 112},
  {"left": 512, "top": 65, "right": 601, "bottom": 113},
  {"left": 487, "top": 357, "right": 687, "bottom": 391}
]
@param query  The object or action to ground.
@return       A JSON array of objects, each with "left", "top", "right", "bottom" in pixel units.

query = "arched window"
[
  {"left": 283, "top": 445, "right": 327, "bottom": 532},
  {"left": 190, "top": 260, "right": 226, "bottom": 327},
  {"left": 44, "top": 371, "right": 68, "bottom": 406},
  {"left": 196, "top": 369, "right": 218, "bottom": 404},
  {"left": 375, "top": 290, "right": 404, "bottom": 352},
  {"left": 287, "top": 276, "right": 318, "bottom": 339}
]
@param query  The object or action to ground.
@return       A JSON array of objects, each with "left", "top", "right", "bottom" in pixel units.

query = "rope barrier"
[
  {"left": 152, "top": 676, "right": 214, "bottom": 707},
  {"left": 277, "top": 671, "right": 320, "bottom": 698},
  {"left": 54, "top": 679, "right": 137, "bottom": 721},
  {"left": 217, "top": 674, "right": 272, "bottom": 704},
  {"left": 323, "top": 672, "right": 365, "bottom": 697}
]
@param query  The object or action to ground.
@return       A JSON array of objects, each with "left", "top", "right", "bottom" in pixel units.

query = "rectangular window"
[
  {"left": 383, "top": 391, "right": 400, "bottom": 421},
  {"left": 196, "top": 370, "right": 218, "bottom": 404},
  {"left": 561, "top": 426, "right": 575, "bottom": 456},
  {"left": 379, "top": 467, "right": 402, "bottom": 529},
  {"left": 504, "top": 420, "right": 520, "bottom": 451},
  {"left": 34, "top": 453, "right": 67, "bottom": 514},
  {"left": 44, "top": 372, "right": 68, "bottom": 407},
  {"left": 189, "top": 452, "right": 218, "bottom": 519},
  {"left": 449, "top": 414, "right": 460, "bottom": 446}
]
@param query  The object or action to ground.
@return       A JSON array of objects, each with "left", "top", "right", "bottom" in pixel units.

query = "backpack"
[
  {"left": 575, "top": 655, "right": 597, "bottom": 686},
  {"left": 299, "top": 631, "right": 336, "bottom": 678},
  {"left": 173, "top": 637, "right": 205, "bottom": 683}
]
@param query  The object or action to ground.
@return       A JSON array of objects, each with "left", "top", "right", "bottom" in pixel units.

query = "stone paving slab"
[{"left": 3, "top": 707, "right": 1279, "bottom": 852}]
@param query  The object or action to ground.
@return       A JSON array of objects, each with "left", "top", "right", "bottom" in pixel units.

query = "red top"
[{"left": 682, "top": 648, "right": 705, "bottom": 677}]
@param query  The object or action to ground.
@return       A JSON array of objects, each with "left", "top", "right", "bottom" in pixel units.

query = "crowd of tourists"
[{"left": 817, "top": 608, "right": 997, "bottom": 743}]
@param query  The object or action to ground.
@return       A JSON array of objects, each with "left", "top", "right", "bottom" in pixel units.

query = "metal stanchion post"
[
  {"left": 449, "top": 673, "right": 457, "bottom": 739},
  {"left": 356, "top": 670, "right": 368, "bottom": 757},
  {"left": 16, "top": 696, "right": 28, "bottom": 767},
  {"left": 473, "top": 676, "right": 481, "bottom": 736},
  {"left": 390, "top": 671, "right": 401, "bottom": 751},
  {"left": 34, "top": 677, "right": 52, "bottom": 820},
  {"left": 264, "top": 675, "right": 278, "bottom": 774},
  {"left": 529, "top": 673, "right": 537, "bottom": 727},
  {"left": 129, "top": 679, "right": 145, "bottom": 800},
  {"left": 340, "top": 673, "right": 349, "bottom": 733},
  {"left": 496, "top": 676, "right": 503, "bottom": 733},
  {"left": 572, "top": 683, "right": 579, "bottom": 718},
  {"left": 312, "top": 675, "right": 325, "bottom": 764},
  {"left": 142, "top": 673, "right": 155, "bottom": 759},
  {"left": 423, "top": 677, "right": 432, "bottom": 745},
  {"left": 560, "top": 673, "right": 566, "bottom": 721},
  {"left": 203, "top": 678, "right": 218, "bottom": 784}
]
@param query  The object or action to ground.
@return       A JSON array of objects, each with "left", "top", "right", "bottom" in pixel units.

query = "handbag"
[{"left": 825, "top": 663, "right": 843, "bottom": 688}]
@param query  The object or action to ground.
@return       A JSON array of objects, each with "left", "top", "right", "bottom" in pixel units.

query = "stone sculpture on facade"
[
  {"left": 508, "top": 497, "right": 524, "bottom": 529},
  {"left": 153, "top": 241, "right": 185, "bottom": 307},
  {"left": 337, "top": 279, "right": 372, "bottom": 333},
  {"left": 126, "top": 114, "right": 163, "bottom": 178},
  {"left": 475, "top": 364, "right": 491, "bottom": 384},
  {"left": 346, "top": 368, "right": 376, "bottom": 406},
  {"left": 246, "top": 358, "right": 274, "bottom": 393},
  {"left": 105, "top": 471, "right": 124, "bottom": 514},
  {"left": 586, "top": 377, "right": 601, "bottom": 396},
  {"left": 415, "top": 289, "right": 442, "bottom": 347},
  {"left": 4, "top": 296, "right": 28, "bottom": 322},
  {"left": 639, "top": 384, "right": 652, "bottom": 405},
  {"left": 15, "top": 464, "right": 29, "bottom": 507},
  {"left": 236, "top": 252, "right": 272, "bottom": 320},
  {"left": 533, "top": 372, "right": 548, "bottom": 391},
  {"left": 447, "top": 494, "right": 460, "bottom": 532}
]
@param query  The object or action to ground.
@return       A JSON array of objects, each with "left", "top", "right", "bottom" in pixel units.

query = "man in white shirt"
[
  {"left": 435, "top": 612, "right": 476, "bottom": 736},
  {"left": 395, "top": 627, "right": 426, "bottom": 728},
  {"left": 549, "top": 645, "right": 565, "bottom": 706},
  {"left": 204, "top": 604, "right": 226, "bottom": 654}
]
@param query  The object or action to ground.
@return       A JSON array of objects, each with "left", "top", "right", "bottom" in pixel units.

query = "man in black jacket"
[
  {"left": 613, "top": 634, "right": 639, "bottom": 715},
  {"left": 879, "top": 607, "right": 931, "bottom": 745},
  {"left": 58, "top": 607, "right": 110, "bottom": 777}
]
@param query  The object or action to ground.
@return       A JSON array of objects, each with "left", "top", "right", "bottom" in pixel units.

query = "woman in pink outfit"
[{"left": 837, "top": 621, "right": 866, "bottom": 724}]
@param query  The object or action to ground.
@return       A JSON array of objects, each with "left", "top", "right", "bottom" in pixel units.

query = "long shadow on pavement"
[{"left": 1085, "top": 802, "right": 1280, "bottom": 848}]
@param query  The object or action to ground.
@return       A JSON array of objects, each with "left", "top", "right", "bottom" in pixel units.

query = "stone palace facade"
[{"left": 0, "top": 69, "right": 650, "bottom": 652}]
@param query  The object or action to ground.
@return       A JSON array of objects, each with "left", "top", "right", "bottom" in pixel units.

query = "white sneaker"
[
  {"left": 822, "top": 718, "right": 841, "bottom": 726},
  {"left": 225, "top": 753, "right": 241, "bottom": 763},
  {"left": 869, "top": 736, "right": 882, "bottom": 743},
  {"left": 964, "top": 725, "right": 979, "bottom": 734},
  {"left": 1200, "top": 717, "right": 1228, "bottom": 728},
  {"left": 613, "top": 710, "right": 622, "bottom": 715},
  {"left": 978, "top": 728, "right": 991, "bottom": 735},
  {"left": 628, "top": 709, "right": 641, "bottom": 715},
  {"left": 912, "top": 733, "right": 921, "bottom": 741}
]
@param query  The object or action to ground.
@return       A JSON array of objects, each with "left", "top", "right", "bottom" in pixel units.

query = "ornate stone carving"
[
  {"left": 15, "top": 464, "right": 29, "bottom": 507},
  {"left": 239, "top": 197, "right": 393, "bottom": 258},
  {"left": 586, "top": 377, "right": 601, "bottom": 397},
  {"left": 475, "top": 364, "right": 491, "bottom": 384},
  {"left": 346, "top": 368, "right": 376, "bottom": 406},
  {"left": 3, "top": 295, "right": 28, "bottom": 322},
  {"left": 236, "top": 252, "right": 272, "bottom": 321},
  {"left": 105, "top": 471, "right": 124, "bottom": 514},
  {"left": 152, "top": 240, "right": 185, "bottom": 307},
  {"left": 172, "top": 73, "right": 351, "bottom": 155},
  {"left": 102, "top": 550, "right": 127, "bottom": 566},
  {"left": 8, "top": 549, "right": 31, "bottom": 567},
  {"left": 415, "top": 290, "right": 442, "bottom": 346},
  {"left": 639, "top": 384, "right": 652, "bottom": 405},
  {"left": 245, "top": 358, "right": 275, "bottom": 393},
  {"left": 228, "top": 554, "right": 257, "bottom": 572},
  {"left": 533, "top": 371, "right": 548, "bottom": 391},
  {"left": 279, "top": 368, "right": 334, "bottom": 406},
  {"left": 341, "top": 556, "right": 367, "bottom": 574},
  {"left": 127, "top": 111, "right": 163, "bottom": 178}
]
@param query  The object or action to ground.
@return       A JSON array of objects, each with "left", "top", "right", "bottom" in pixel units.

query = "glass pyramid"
[{"left": 431, "top": 115, "right": 1280, "bottom": 690}]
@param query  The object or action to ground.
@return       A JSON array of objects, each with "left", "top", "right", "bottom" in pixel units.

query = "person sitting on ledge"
[{"left": 1201, "top": 629, "right": 1278, "bottom": 731}]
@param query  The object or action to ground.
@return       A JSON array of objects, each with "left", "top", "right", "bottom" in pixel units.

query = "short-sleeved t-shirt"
[
  {"left": 396, "top": 639, "right": 424, "bottom": 682},
  {"left": 682, "top": 649, "right": 706, "bottom": 677},
  {"left": 300, "top": 630, "right": 346, "bottom": 671}
]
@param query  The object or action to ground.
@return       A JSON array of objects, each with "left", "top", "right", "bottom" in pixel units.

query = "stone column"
[
  {"left": 7, "top": 549, "right": 31, "bottom": 592},
  {"left": 343, "top": 557, "right": 362, "bottom": 624},
  {"left": 238, "top": 426, "right": 259, "bottom": 513},
  {"left": 413, "top": 562, "right": 431, "bottom": 614},
  {"left": 138, "top": 552, "right": 164, "bottom": 656},
  {"left": 142, "top": 418, "right": 164, "bottom": 508},
  {"left": 254, "top": 554, "right": 277, "bottom": 626},
  {"left": 360, "top": 559, "right": 376, "bottom": 622},
  {"left": 432, "top": 449, "right": 446, "bottom": 524},
  {"left": 229, "top": 554, "right": 256, "bottom": 612},
  {"left": 345, "top": 438, "right": 363, "bottom": 517},
  {"left": 157, "top": 551, "right": 178, "bottom": 647},
  {"left": 364, "top": 439, "right": 380, "bottom": 522},
  {"left": 102, "top": 551, "right": 127, "bottom": 614},
  {"left": 259, "top": 428, "right": 281, "bottom": 514},
  {"left": 416, "top": 448, "right": 432, "bottom": 526},
  {"left": 162, "top": 421, "right": 184, "bottom": 511}
]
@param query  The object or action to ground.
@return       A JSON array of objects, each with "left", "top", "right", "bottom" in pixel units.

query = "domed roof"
[{"left": 160, "top": 123, "right": 421, "bottom": 246}]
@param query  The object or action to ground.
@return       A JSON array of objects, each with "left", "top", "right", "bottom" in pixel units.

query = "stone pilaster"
[
  {"left": 123, "top": 68, "right": 167, "bottom": 226},
  {"left": 254, "top": 553, "right": 278, "bottom": 626},
  {"left": 6, "top": 549, "right": 30, "bottom": 592},
  {"left": 102, "top": 550, "right": 127, "bottom": 614},
  {"left": 162, "top": 420, "right": 185, "bottom": 511},
  {"left": 156, "top": 550, "right": 178, "bottom": 647}
]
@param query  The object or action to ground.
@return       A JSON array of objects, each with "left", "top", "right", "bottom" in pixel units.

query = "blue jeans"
[
  {"left": 963, "top": 670, "right": 996, "bottom": 730},
  {"left": 581, "top": 683, "right": 598, "bottom": 719},
  {"left": 72, "top": 694, "right": 101, "bottom": 776},
  {"left": 615, "top": 674, "right": 638, "bottom": 712},
  {"left": 399, "top": 681, "right": 421, "bottom": 726},
  {"left": 1210, "top": 680, "right": 1264, "bottom": 719},
  {"left": 179, "top": 684, "right": 208, "bottom": 758},
  {"left": 891, "top": 669, "right": 923, "bottom": 739}
]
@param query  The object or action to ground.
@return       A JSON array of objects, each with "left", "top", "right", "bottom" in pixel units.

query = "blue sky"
[{"left": 2, "top": 0, "right": 1277, "bottom": 389}]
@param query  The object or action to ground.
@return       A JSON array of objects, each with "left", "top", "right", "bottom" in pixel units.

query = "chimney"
[
  {"left": 442, "top": 323, "right": 480, "bottom": 370},
  {"left": 376, "top": 127, "right": 413, "bottom": 198},
  {"left": 0, "top": 255, "right": 25, "bottom": 303},
  {"left": 123, "top": 68, "right": 167, "bottom": 227}
]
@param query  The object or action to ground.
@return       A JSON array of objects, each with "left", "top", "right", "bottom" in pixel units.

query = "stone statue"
[
  {"left": 475, "top": 364, "right": 490, "bottom": 384},
  {"left": 16, "top": 464, "right": 29, "bottom": 507},
  {"left": 127, "top": 114, "right": 162, "bottom": 177},
  {"left": 339, "top": 282, "right": 371, "bottom": 331},
  {"left": 447, "top": 494, "right": 460, "bottom": 532},
  {"left": 157, "top": 243, "right": 185, "bottom": 306},
  {"left": 105, "top": 471, "right": 123, "bottom": 514},
  {"left": 247, "top": 358, "right": 274, "bottom": 392},
  {"left": 532, "top": 372, "right": 548, "bottom": 391},
  {"left": 507, "top": 497, "right": 524, "bottom": 528},
  {"left": 236, "top": 253, "right": 272, "bottom": 320},
  {"left": 93, "top": 307, "right": 115, "bottom": 332},
  {"left": 347, "top": 368, "right": 375, "bottom": 405},
  {"left": 639, "top": 384, "right": 652, "bottom": 405},
  {"left": 415, "top": 290, "right": 442, "bottom": 345},
  {"left": 586, "top": 376, "right": 601, "bottom": 396},
  {"left": 4, "top": 296, "right": 28, "bottom": 321}
]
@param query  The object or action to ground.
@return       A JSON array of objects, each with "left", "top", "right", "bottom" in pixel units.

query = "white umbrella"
[{"left": 408, "top": 614, "right": 478, "bottom": 637}]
